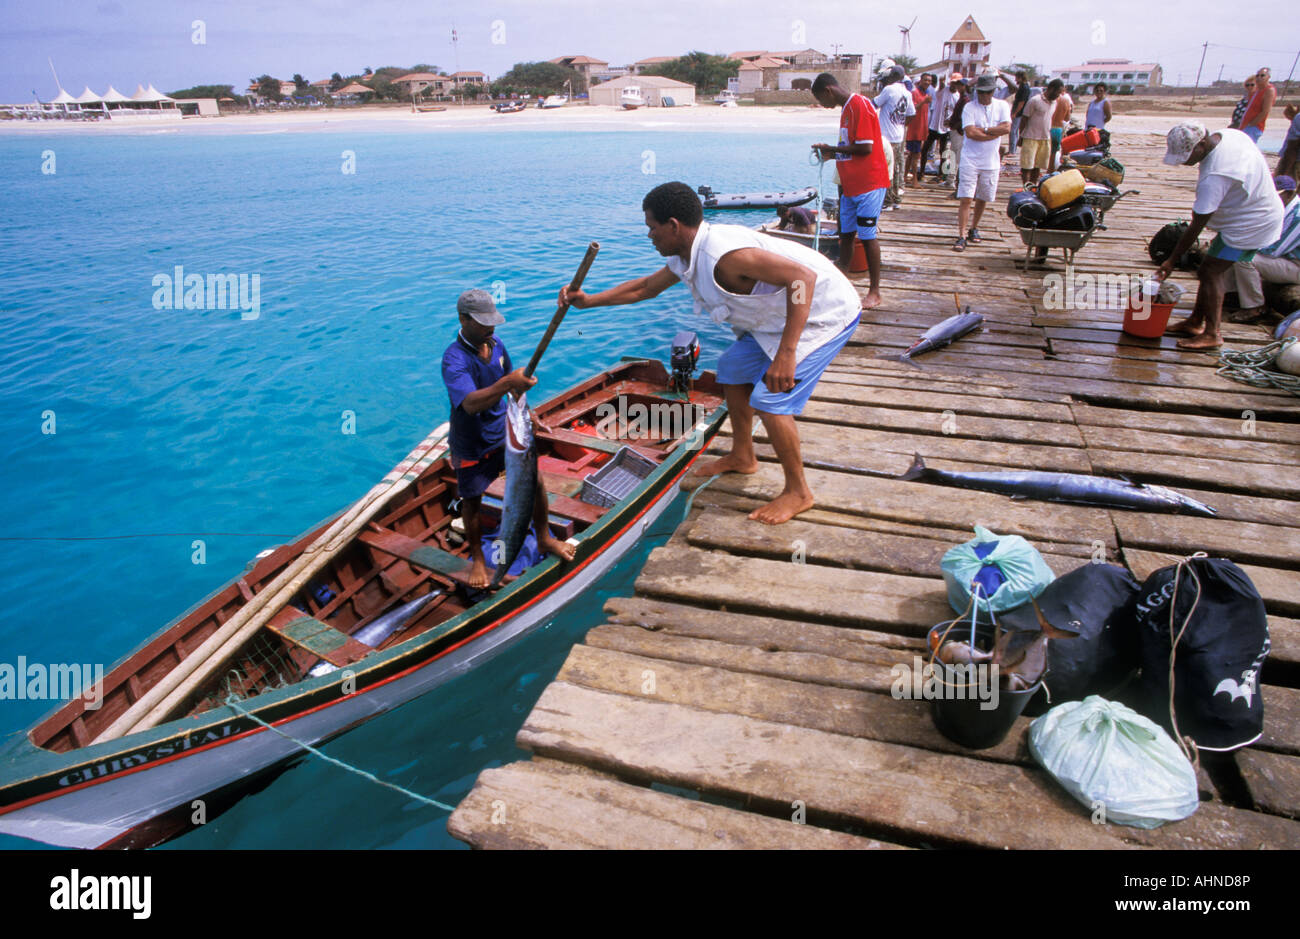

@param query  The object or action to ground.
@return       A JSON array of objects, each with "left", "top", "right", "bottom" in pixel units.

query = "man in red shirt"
[
  {"left": 812, "top": 72, "right": 888, "bottom": 309},
  {"left": 905, "top": 73, "right": 932, "bottom": 183}
]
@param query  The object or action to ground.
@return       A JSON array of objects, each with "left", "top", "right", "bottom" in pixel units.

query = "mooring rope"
[
  {"left": 1164, "top": 553, "right": 1207, "bottom": 771},
  {"left": 809, "top": 148, "right": 828, "bottom": 255},
  {"left": 225, "top": 695, "right": 456, "bottom": 813},
  {"left": 1216, "top": 338, "right": 1300, "bottom": 395}
]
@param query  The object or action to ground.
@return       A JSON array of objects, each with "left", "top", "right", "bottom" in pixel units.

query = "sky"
[{"left": 1, "top": 0, "right": 1297, "bottom": 101}]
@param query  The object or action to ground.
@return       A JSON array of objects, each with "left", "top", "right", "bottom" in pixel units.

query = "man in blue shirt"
[{"left": 442, "top": 289, "right": 575, "bottom": 587}]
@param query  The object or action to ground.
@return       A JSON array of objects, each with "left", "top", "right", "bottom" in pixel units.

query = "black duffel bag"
[
  {"left": 998, "top": 562, "right": 1142, "bottom": 716},
  {"left": 1040, "top": 201, "right": 1097, "bottom": 232},
  {"left": 1127, "top": 557, "right": 1270, "bottom": 752},
  {"left": 1007, "top": 190, "right": 1048, "bottom": 225}
]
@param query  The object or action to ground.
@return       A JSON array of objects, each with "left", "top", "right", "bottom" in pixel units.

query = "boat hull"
[{"left": 0, "top": 372, "right": 725, "bottom": 848}]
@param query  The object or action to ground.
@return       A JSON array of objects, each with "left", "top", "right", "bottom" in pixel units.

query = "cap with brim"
[
  {"left": 1164, "top": 121, "right": 1207, "bottom": 166},
  {"left": 457, "top": 288, "right": 505, "bottom": 326},
  {"left": 1275, "top": 175, "right": 1297, "bottom": 191},
  {"left": 949, "top": 72, "right": 963, "bottom": 83},
  {"left": 975, "top": 74, "right": 997, "bottom": 92}
]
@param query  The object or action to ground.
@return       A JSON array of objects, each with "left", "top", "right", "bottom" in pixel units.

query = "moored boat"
[
  {"left": 492, "top": 100, "right": 527, "bottom": 113},
  {"left": 620, "top": 86, "right": 644, "bottom": 110},
  {"left": 0, "top": 357, "right": 725, "bottom": 848},
  {"left": 714, "top": 90, "right": 739, "bottom": 107},
  {"left": 696, "top": 185, "right": 818, "bottom": 210},
  {"left": 757, "top": 217, "right": 841, "bottom": 262}
]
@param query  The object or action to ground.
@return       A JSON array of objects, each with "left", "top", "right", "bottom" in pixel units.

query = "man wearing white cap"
[
  {"left": 1155, "top": 122, "right": 1285, "bottom": 349},
  {"left": 442, "top": 288, "right": 576, "bottom": 587}
]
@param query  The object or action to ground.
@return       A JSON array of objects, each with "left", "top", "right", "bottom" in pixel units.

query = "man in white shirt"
[
  {"left": 874, "top": 65, "right": 915, "bottom": 209},
  {"left": 559, "top": 182, "right": 862, "bottom": 525},
  {"left": 953, "top": 73, "right": 1011, "bottom": 252},
  {"left": 1155, "top": 122, "right": 1285, "bottom": 349},
  {"left": 920, "top": 73, "right": 960, "bottom": 184}
]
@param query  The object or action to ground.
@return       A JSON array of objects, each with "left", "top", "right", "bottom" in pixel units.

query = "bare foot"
[
  {"left": 467, "top": 556, "right": 490, "bottom": 589},
  {"left": 1165, "top": 317, "right": 1205, "bottom": 337},
  {"left": 690, "top": 453, "right": 760, "bottom": 477},
  {"left": 539, "top": 535, "right": 576, "bottom": 562},
  {"left": 748, "top": 489, "right": 815, "bottom": 525},
  {"left": 1225, "top": 306, "right": 1265, "bottom": 323},
  {"left": 862, "top": 291, "right": 883, "bottom": 310},
  {"left": 1176, "top": 332, "right": 1223, "bottom": 350}
]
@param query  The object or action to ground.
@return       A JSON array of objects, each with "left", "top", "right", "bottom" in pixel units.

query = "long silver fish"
[
  {"left": 490, "top": 393, "right": 537, "bottom": 588},
  {"left": 307, "top": 591, "right": 443, "bottom": 676},
  {"left": 896, "top": 308, "right": 985, "bottom": 366},
  {"left": 901, "top": 453, "right": 1218, "bottom": 517}
]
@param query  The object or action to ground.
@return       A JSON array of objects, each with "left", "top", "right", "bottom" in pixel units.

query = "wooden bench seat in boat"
[
  {"left": 264, "top": 606, "right": 373, "bottom": 668},
  {"left": 358, "top": 528, "right": 474, "bottom": 584},
  {"left": 483, "top": 477, "right": 609, "bottom": 526}
]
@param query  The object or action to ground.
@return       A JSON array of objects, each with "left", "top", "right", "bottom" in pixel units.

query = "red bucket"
[{"left": 1122, "top": 296, "right": 1176, "bottom": 338}]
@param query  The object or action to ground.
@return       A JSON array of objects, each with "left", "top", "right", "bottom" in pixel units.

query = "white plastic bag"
[
  {"left": 940, "top": 525, "right": 1055, "bottom": 615},
  {"left": 1028, "top": 695, "right": 1199, "bottom": 829}
]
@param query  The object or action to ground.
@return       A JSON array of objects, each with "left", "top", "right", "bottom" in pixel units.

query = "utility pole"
[
  {"left": 1284, "top": 47, "right": 1299, "bottom": 98},
  {"left": 1216, "top": 64, "right": 1224, "bottom": 84},
  {"left": 1191, "top": 41, "right": 1207, "bottom": 102}
]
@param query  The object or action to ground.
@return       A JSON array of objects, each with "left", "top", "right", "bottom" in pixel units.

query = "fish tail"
[
  {"left": 1031, "top": 597, "right": 1081, "bottom": 640},
  {"left": 901, "top": 453, "right": 927, "bottom": 481}
]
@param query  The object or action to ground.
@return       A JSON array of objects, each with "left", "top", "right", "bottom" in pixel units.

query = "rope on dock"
[
  {"left": 1216, "top": 338, "right": 1300, "bottom": 395},
  {"left": 225, "top": 695, "right": 456, "bottom": 813}
]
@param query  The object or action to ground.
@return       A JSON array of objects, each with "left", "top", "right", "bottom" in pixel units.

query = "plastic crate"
[{"left": 579, "top": 446, "right": 657, "bottom": 508}]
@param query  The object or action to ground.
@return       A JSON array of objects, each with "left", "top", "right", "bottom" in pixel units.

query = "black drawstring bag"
[
  {"left": 999, "top": 563, "right": 1141, "bottom": 716},
  {"left": 1128, "top": 557, "right": 1270, "bottom": 753}
]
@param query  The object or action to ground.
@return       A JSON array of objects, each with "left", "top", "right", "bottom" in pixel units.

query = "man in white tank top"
[{"left": 559, "top": 182, "right": 863, "bottom": 525}]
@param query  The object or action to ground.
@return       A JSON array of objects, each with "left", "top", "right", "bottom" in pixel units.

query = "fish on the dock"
[
  {"left": 490, "top": 393, "right": 538, "bottom": 588},
  {"left": 901, "top": 453, "right": 1218, "bottom": 517},
  {"left": 895, "top": 308, "right": 985, "bottom": 366},
  {"left": 991, "top": 598, "right": 1081, "bottom": 691}
]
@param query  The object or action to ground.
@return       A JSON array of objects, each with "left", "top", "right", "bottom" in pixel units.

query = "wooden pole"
[
  {"left": 524, "top": 242, "right": 600, "bottom": 379},
  {"left": 1191, "top": 42, "right": 1208, "bottom": 102}
]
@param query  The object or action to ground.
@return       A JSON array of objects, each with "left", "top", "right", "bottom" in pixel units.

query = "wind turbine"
[{"left": 899, "top": 17, "right": 916, "bottom": 55}]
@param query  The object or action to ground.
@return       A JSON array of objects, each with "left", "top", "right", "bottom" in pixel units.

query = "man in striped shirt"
[{"left": 1230, "top": 175, "right": 1300, "bottom": 322}]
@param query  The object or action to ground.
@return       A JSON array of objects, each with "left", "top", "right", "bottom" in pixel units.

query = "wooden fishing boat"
[
  {"left": 756, "top": 218, "right": 841, "bottom": 262},
  {"left": 0, "top": 357, "right": 725, "bottom": 849}
]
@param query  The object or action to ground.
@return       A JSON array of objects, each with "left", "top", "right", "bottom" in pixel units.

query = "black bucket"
[{"left": 927, "top": 620, "right": 1043, "bottom": 750}]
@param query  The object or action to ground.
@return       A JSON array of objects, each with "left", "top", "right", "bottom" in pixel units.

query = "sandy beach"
[{"left": 0, "top": 100, "right": 1289, "bottom": 141}]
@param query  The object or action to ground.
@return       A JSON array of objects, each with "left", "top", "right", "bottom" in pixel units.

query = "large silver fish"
[
  {"left": 490, "top": 393, "right": 537, "bottom": 588},
  {"left": 896, "top": 308, "right": 985, "bottom": 366},
  {"left": 901, "top": 453, "right": 1217, "bottom": 517}
]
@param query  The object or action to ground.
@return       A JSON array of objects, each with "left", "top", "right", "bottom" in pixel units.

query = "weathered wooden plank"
[
  {"left": 448, "top": 760, "right": 898, "bottom": 849},
  {"left": 1112, "top": 513, "right": 1300, "bottom": 569},
  {"left": 815, "top": 381, "right": 1076, "bottom": 422},
  {"left": 1087, "top": 449, "right": 1297, "bottom": 500},
  {"left": 517, "top": 682, "right": 1300, "bottom": 849},
  {"left": 1261, "top": 685, "right": 1300, "bottom": 756},
  {"left": 634, "top": 542, "right": 951, "bottom": 636},
  {"left": 695, "top": 462, "right": 1119, "bottom": 549},
  {"left": 1071, "top": 402, "right": 1300, "bottom": 446},
  {"left": 800, "top": 399, "right": 1086, "bottom": 447},
  {"left": 685, "top": 506, "right": 1084, "bottom": 579},
  {"left": 1236, "top": 750, "right": 1300, "bottom": 820},
  {"left": 1080, "top": 424, "right": 1300, "bottom": 465},
  {"left": 560, "top": 642, "right": 1028, "bottom": 764}
]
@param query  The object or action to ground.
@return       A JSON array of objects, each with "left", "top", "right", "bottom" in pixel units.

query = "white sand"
[{"left": 4, "top": 102, "right": 1277, "bottom": 139}]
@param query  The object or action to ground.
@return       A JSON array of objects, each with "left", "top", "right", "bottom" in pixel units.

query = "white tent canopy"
[
  {"left": 75, "top": 86, "right": 103, "bottom": 104},
  {"left": 130, "top": 83, "right": 173, "bottom": 103},
  {"left": 50, "top": 88, "right": 77, "bottom": 105},
  {"left": 101, "top": 85, "right": 131, "bottom": 103}
]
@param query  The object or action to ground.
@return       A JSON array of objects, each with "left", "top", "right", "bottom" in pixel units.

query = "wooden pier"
[{"left": 448, "top": 132, "right": 1300, "bottom": 849}]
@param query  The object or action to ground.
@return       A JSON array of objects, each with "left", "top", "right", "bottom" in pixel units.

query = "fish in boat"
[
  {"left": 490, "top": 394, "right": 537, "bottom": 588},
  {"left": 0, "top": 358, "right": 726, "bottom": 849},
  {"left": 896, "top": 308, "right": 984, "bottom": 366},
  {"left": 901, "top": 454, "right": 1218, "bottom": 517}
]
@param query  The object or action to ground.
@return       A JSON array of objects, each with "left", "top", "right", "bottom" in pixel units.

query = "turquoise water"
[{"left": 0, "top": 126, "right": 822, "bottom": 848}]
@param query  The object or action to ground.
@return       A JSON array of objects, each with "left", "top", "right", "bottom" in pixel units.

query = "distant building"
[
  {"left": 729, "top": 48, "right": 858, "bottom": 93},
  {"left": 393, "top": 72, "right": 452, "bottom": 99},
  {"left": 587, "top": 75, "right": 695, "bottom": 107},
  {"left": 767, "top": 49, "right": 830, "bottom": 68},
  {"left": 548, "top": 56, "right": 608, "bottom": 85},
  {"left": 449, "top": 70, "right": 488, "bottom": 89},
  {"left": 916, "top": 15, "right": 991, "bottom": 81},
  {"left": 630, "top": 56, "right": 678, "bottom": 75},
  {"left": 736, "top": 55, "right": 795, "bottom": 93},
  {"left": 1050, "top": 59, "right": 1163, "bottom": 93}
]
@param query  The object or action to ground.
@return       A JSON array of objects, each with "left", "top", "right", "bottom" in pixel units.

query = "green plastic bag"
[
  {"left": 1028, "top": 696, "right": 1199, "bottom": 829},
  {"left": 940, "top": 525, "right": 1054, "bottom": 615}
]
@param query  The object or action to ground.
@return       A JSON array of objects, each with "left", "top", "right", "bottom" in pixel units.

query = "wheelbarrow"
[
  {"left": 1081, "top": 185, "right": 1139, "bottom": 224},
  {"left": 1014, "top": 222, "right": 1100, "bottom": 268}
]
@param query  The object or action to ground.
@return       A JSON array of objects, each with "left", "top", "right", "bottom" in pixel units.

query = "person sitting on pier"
[
  {"left": 557, "top": 181, "right": 862, "bottom": 525},
  {"left": 441, "top": 289, "right": 576, "bottom": 587},
  {"left": 1155, "top": 122, "right": 1285, "bottom": 349},
  {"left": 775, "top": 204, "right": 817, "bottom": 234},
  {"left": 1228, "top": 175, "right": 1300, "bottom": 323}
]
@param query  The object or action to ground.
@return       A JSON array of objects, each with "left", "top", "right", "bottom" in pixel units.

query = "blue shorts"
[
  {"left": 1242, "top": 125, "right": 1264, "bottom": 143},
  {"left": 452, "top": 447, "right": 504, "bottom": 500},
  {"left": 716, "top": 314, "right": 861, "bottom": 415},
  {"left": 1050, "top": 127, "right": 1063, "bottom": 146},
  {"left": 839, "top": 188, "right": 886, "bottom": 240},
  {"left": 905, "top": 140, "right": 922, "bottom": 154}
]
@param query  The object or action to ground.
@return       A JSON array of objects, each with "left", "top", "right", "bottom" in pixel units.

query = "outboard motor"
[{"left": 670, "top": 330, "right": 699, "bottom": 393}]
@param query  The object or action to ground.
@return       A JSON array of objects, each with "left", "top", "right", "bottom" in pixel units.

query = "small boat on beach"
[
  {"left": 491, "top": 100, "right": 527, "bottom": 113},
  {"left": 0, "top": 358, "right": 725, "bottom": 849},
  {"left": 697, "top": 185, "right": 818, "bottom": 210},
  {"left": 620, "top": 86, "right": 644, "bottom": 110},
  {"left": 541, "top": 82, "right": 571, "bottom": 110},
  {"left": 714, "top": 90, "right": 739, "bottom": 107}
]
